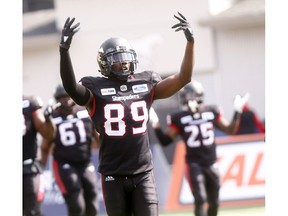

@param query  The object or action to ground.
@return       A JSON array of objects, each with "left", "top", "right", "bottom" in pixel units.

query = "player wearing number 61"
[
  {"left": 59, "top": 12, "right": 194, "bottom": 216},
  {"left": 40, "top": 84, "right": 100, "bottom": 216}
]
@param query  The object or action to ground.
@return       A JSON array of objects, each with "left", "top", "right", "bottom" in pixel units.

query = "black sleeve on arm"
[
  {"left": 154, "top": 128, "right": 173, "bottom": 146},
  {"left": 60, "top": 48, "right": 90, "bottom": 106},
  {"left": 233, "top": 111, "right": 241, "bottom": 121}
]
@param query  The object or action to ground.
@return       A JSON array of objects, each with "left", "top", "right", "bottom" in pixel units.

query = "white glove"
[
  {"left": 233, "top": 93, "right": 250, "bottom": 113},
  {"left": 149, "top": 107, "right": 159, "bottom": 128}
]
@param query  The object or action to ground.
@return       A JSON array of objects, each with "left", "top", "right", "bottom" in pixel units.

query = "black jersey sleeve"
[
  {"left": 79, "top": 76, "right": 96, "bottom": 91},
  {"left": 151, "top": 71, "right": 162, "bottom": 86},
  {"left": 60, "top": 49, "right": 90, "bottom": 105}
]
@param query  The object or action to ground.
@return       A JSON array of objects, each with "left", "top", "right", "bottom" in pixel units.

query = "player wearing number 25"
[
  {"left": 149, "top": 80, "right": 249, "bottom": 216},
  {"left": 59, "top": 12, "right": 194, "bottom": 216}
]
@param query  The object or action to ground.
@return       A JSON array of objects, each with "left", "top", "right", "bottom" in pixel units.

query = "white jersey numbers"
[
  {"left": 104, "top": 103, "right": 126, "bottom": 136},
  {"left": 23, "top": 114, "right": 27, "bottom": 136},
  {"left": 58, "top": 120, "right": 87, "bottom": 146},
  {"left": 184, "top": 122, "right": 214, "bottom": 148},
  {"left": 131, "top": 101, "right": 149, "bottom": 134},
  {"left": 104, "top": 101, "right": 148, "bottom": 136}
]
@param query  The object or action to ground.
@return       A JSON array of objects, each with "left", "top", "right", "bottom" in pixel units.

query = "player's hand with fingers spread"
[
  {"left": 149, "top": 107, "right": 160, "bottom": 128},
  {"left": 60, "top": 17, "right": 80, "bottom": 50},
  {"left": 172, "top": 12, "right": 194, "bottom": 42},
  {"left": 234, "top": 93, "right": 250, "bottom": 113}
]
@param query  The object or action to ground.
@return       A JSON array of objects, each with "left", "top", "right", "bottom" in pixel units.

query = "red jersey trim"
[
  {"left": 89, "top": 97, "right": 96, "bottom": 117},
  {"left": 52, "top": 160, "right": 67, "bottom": 194},
  {"left": 169, "top": 124, "right": 181, "bottom": 133},
  {"left": 37, "top": 174, "right": 45, "bottom": 202},
  {"left": 215, "top": 113, "right": 221, "bottom": 124}
]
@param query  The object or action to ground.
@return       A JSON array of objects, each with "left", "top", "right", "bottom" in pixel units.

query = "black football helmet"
[
  {"left": 97, "top": 37, "right": 138, "bottom": 81},
  {"left": 54, "top": 84, "right": 68, "bottom": 100},
  {"left": 53, "top": 84, "right": 75, "bottom": 112},
  {"left": 179, "top": 80, "right": 204, "bottom": 110}
]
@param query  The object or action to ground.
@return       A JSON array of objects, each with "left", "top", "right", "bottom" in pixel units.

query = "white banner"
[{"left": 179, "top": 139, "right": 265, "bottom": 204}]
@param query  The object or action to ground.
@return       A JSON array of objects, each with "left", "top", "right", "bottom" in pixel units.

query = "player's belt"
[{"left": 23, "top": 158, "right": 33, "bottom": 165}]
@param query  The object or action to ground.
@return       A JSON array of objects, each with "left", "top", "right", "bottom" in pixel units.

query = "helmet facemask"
[
  {"left": 56, "top": 96, "right": 76, "bottom": 114},
  {"left": 54, "top": 85, "right": 75, "bottom": 114},
  {"left": 179, "top": 81, "right": 204, "bottom": 112},
  {"left": 97, "top": 38, "right": 138, "bottom": 81}
]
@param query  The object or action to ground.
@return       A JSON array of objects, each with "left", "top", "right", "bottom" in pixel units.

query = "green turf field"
[
  {"left": 98, "top": 205, "right": 265, "bottom": 216},
  {"left": 159, "top": 206, "right": 265, "bottom": 216}
]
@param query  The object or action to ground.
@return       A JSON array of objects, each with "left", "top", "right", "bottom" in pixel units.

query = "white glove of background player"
[
  {"left": 44, "top": 100, "right": 61, "bottom": 121},
  {"left": 149, "top": 107, "right": 160, "bottom": 128},
  {"left": 233, "top": 93, "right": 250, "bottom": 113}
]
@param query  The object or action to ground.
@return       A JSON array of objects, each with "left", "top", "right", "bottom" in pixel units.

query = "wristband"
[{"left": 154, "top": 128, "right": 173, "bottom": 146}]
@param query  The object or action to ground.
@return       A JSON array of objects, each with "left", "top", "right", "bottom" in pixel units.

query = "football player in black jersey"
[
  {"left": 58, "top": 12, "right": 194, "bottom": 216},
  {"left": 40, "top": 85, "right": 100, "bottom": 216},
  {"left": 149, "top": 80, "right": 249, "bottom": 216},
  {"left": 23, "top": 95, "right": 55, "bottom": 216}
]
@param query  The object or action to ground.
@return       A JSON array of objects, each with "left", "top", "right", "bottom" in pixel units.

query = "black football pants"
[
  {"left": 186, "top": 162, "right": 220, "bottom": 216},
  {"left": 23, "top": 173, "right": 44, "bottom": 216},
  {"left": 101, "top": 171, "right": 159, "bottom": 216},
  {"left": 53, "top": 160, "right": 99, "bottom": 216}
]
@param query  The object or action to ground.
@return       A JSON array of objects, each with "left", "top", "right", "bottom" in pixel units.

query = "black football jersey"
[
  {"left": 167, "top": 105, "right": 221, "bottom": 166},
  {"left": 22, "top": 95, "right": 43, "bottom": 161},
  {"left": 80, "top": 71, "right": 162, "bottom": 175},
  {"left": 51, "top": 106, "right": 94, "bottom": 165}
]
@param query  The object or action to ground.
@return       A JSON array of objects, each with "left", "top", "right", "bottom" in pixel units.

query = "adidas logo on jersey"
[{"left": 105, "top": 176, "right": 115, "bottom": 182}]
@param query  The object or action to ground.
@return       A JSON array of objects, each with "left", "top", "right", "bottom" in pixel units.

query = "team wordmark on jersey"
[
  {"left": 132, "top": 84, "right": 148, "bottom": 93},
  {"left": 201, "top": 111, "right": 215, "bottom": 120},
  {"left": 101, "top": 88, "right": 116, "bottom": 96},
  {"left": 180, "top": 112, "right": 215, "bottom": 125},
  {"left": 112, "top": 94, "right": 140, "bottom": 101}
]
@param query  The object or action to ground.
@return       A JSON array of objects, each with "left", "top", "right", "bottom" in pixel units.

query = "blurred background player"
[
  {"left": 236, "top": 98, "right": 265, "bottom": 135},
  {"left": 40, "top": 84, "right": 99, "bottom": 216},
  {"left": 149, "top": 80, "right": 249, "bottom": 216},
  {"left": 23, "top": 95, "right": 55, "bottom": 216}
]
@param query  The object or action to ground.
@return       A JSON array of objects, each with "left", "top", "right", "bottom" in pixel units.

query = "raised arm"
[
  {"left": 216, "top": 93, "right": 250, "bottom": 134},
  {"left": 40, "top": 138, "right": 54, "bottom": 167},
  {"left": 154, "top": 12, "right": 194, "bottom": 99},
  {"left": 33, "top": 109, "right": 55, "bottom": 141},
  {"left": 59, "top": 17, "right": 92, "bottom": 107}
]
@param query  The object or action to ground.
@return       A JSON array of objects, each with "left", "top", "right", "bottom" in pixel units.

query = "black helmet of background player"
[
  {"left": 54, "top": 84, "right": 75, "bottom": 113},
  {"left": 179, "top": 80, "right": 204, "bottom": 111},
  {"left": 97, "top": 37, "right": 138, "bottom": 81}
]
